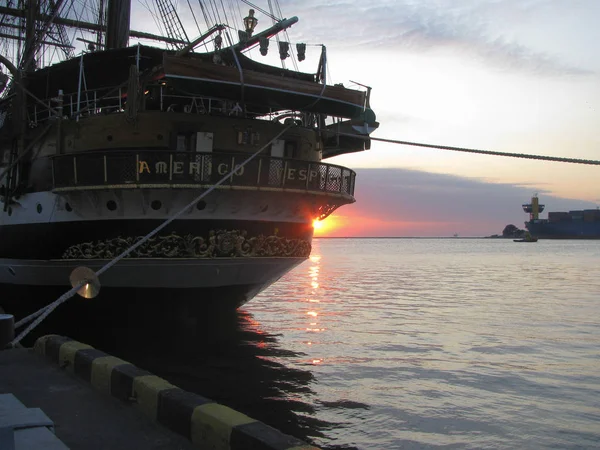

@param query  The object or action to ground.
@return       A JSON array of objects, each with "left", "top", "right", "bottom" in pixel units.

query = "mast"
[
  {"left": 105, "top": 0, "right": 130, "bottom": 49},
  {"left": 97, "top": 0, "right": 105, "bottom": 48},
  {"left": 22, "top": 0, "right": 39, "bottom": 71}
]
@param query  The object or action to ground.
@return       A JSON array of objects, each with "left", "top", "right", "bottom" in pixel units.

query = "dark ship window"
[
  {"left": 157, "top": 134, "right": 163, "bottom": 141},
  {"left": 173, "top": 132, "right": 200, "bottom": 151},
  {"left": 107, "top": 135, "right": 113, "bottom": 142},
  {"left": 151, "top": 200, "right": 162, "bottom": 210},
  {"left": 36, "top": 203, "right": 43, "bottom": 214},
  {"left": 196, "top": 201, "right": 206, "bottom": 211},
  {"left": 106, "top": 200, "right": 118, "bottom": 211},
  {"left": 285, "top": 141, "right": 297, "bottom": 158},
  {"left": 65, "top": 203, "right": 72, "bottom": 212},
  {"left": 174, "top": 132, "right": 197, "bottom": 151},
  {"left": 176, "top": 135, "right": 186, "bottom": 151}
]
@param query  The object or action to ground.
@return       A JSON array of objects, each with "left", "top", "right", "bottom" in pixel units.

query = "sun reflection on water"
[{"left": 304, "top": 248, "right": 326, "bottom": 359}]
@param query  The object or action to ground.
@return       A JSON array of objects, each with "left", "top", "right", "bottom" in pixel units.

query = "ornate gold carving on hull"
[{"left": 62, "top": 230, "right": 311, "bottom": 259}]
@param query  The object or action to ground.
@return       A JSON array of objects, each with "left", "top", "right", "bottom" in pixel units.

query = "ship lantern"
[
  {"left": 259, "top": 37, "right": 269, "bottom": 56},
  {"left": 296, "top": 43, "right": 306, "bottom": 61},
  {"left": 243, "top": 9, "right": 258, "bottom": 36},
  {"left": 279, "top": 41, "right": 290, "bottom": 60}
]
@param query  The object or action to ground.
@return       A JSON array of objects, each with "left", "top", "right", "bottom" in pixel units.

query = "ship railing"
[
  {"left": 28, "top": 87, "right": 125, "bottom": 125},
  {"left": 154, "top": 88, "right": 342, "bottom": 127},
  {"left": 28, "top": 85, "right": 346, "bottom": 129},
  {"left": 51, "top": 150, "right": 356, "bottom": 197}
]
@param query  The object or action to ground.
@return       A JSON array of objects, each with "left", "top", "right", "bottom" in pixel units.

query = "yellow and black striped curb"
[{"left": 34, "top": 335, "right": 320, "bottom": 450}]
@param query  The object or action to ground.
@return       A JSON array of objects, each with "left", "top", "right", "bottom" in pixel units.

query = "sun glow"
[{"left": 312, "top": 216, "right": 338, "bottom": 235}]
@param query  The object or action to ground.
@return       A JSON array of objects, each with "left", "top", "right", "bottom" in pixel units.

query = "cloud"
[
  {"left": 277, "top": 0, "right": 595, "bottom": 76},
  {"left": 321, "top": 168, "right": 598, "bottom": 237},
  {"left": 128, "top": 0, "right": 597, "bottom": 77}
]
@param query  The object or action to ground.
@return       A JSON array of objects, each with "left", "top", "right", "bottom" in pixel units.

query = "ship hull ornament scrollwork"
[
  {"left": 0, "top": 0, "right": 378, "bottom": 328},
  {"left": 62, "top": 231, "right": 312, "bottom": 259}
]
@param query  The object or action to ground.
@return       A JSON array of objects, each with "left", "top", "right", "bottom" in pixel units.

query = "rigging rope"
[
  {"left": 10, "top": 124, "right": 294, "bottom": 347},
  {"left": 336, "top": 133, "right": 600, "bottom": 166},
  {"left": 241, "top": 0, "right": 280, "bottom": 21},
  {"left": 197, "top": 0, "right": 212, "bottom": 29},
  {"left": 186, "top": 0, "right": 203, "bottom": 35},
  {"left": 217, "top": 0, "right": 231, "bottom": 34}
]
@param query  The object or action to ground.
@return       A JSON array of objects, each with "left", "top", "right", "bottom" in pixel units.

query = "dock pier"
[{"left": 0, "top": 335, "right": 319, "bottom": 450}]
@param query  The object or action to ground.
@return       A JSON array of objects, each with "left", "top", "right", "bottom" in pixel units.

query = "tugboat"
[
  {"left": 0, "top": 1, "right": 378, "bottom": 321},
  {"left": 513, "top": 232, "right": 538, "bottom": 243}
]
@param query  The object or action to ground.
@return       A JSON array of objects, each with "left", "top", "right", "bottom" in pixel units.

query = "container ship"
[
  {"left": 0, "top": 0, "right": 378, "bottom": 324},
  {"left": 523, "top": 196, "right": 600, "bottom": 239}
]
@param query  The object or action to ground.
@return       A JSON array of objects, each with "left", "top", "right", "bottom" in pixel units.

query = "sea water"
[
  {"left": 108, "top": 238, "right": 600, "bottom": 449},
  {"left": 246, "top": 238, "right": 600, "bottom": 449}
]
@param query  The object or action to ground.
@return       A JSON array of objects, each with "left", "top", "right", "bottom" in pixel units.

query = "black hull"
[
  {"left": 531, "top": 236, "right": 600, "bottom": 240},
  {"left": 0, "top": 219, "right": 313, "bottom": 260},
  {"left": 525, "top": 220, "right": 600, "bottom": 239},
  {"left": 0, "top": 216, "right": 309, "bottom": 342},
  {"left": 1, "top": 282, "right": 270, "bottom": 347}
]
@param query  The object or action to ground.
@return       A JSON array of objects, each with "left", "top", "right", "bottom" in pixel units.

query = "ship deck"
[
  {"left": 0, "top": 337, "right": 319, "bottom": 450},
  {"left": 0, "top": 348, "right": 197, "bottom": 450}
]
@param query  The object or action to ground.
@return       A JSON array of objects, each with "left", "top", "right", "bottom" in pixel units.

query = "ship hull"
[
  {"left": 0, "top": 249, "right": 307, "bottom": 343},
  {"left": 0, "top": 281, "right": 283, "bottom": 346},
  {"left": 0, "top": 257, "right": 304, "bottom": 289},
  {"left": 525, "top": 220, "right": 600, "bottom": 239},
  {"left": 0, "top": 189, "right": 316, "bottom": 336}
]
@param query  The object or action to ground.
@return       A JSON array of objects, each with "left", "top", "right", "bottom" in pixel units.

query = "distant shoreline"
[{"left": 313, "top": 236, "right": 499, "bottom": 239}]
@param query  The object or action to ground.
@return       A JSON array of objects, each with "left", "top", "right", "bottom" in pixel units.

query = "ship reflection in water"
[
  {"left": 13, "top": 241, "right": 365, "bottom": 448},
  {"left": 94, "top": 305, "right": 335, "bottom": 446}
]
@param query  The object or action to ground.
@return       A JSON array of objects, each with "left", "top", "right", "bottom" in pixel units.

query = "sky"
[
  {"left": 314, "top": 168, "right": 598, "bottom": 237},
  {"left": 134, "top": 0, "right": 600, "bottom": 236}
]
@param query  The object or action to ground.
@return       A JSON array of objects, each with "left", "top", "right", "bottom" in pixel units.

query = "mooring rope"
[
  {"left": 337, "top": 133, "right": 600, "bottom": 166},
  {"left": 10, "top": 124, "right": 294, "bottom": 347}
]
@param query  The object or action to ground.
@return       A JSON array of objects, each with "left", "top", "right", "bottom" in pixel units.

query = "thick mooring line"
[{"left": 338, "top": 133, "right": 600, "bottom": 166}]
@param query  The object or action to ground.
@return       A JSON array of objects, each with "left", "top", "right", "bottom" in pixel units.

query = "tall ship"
[
  {"left": 523, "top": 195, "right": 600, "bottom": 239},
  {"left": 0, "top": 0, "right": 378, "bottom": 321}
]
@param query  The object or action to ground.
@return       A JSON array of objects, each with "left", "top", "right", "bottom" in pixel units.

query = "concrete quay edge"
[{"left": 34, "top": 335, "right": 320, "bottom": 450}]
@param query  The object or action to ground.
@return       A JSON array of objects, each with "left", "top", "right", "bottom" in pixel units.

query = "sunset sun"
[{"left": 312, "top": 216, "right": 340, "bottom": 235}]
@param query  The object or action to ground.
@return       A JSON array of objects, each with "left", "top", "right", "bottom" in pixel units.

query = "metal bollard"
[{"left": 0, "top": 314, "right": 15, "bottom": 349}]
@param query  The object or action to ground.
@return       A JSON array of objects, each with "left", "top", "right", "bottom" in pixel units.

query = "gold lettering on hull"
[
  {"left": 156, "top": 161, "right": 168, "bottom": 174},
  {"left": 138, "top": 161, "right": 150, "bottom": 174},
  {"left": 137, "top": 160, "right": 322, "bottom": 183},
  {"left": 172, "top": 161, "right": 184, "bottom": 174}
]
